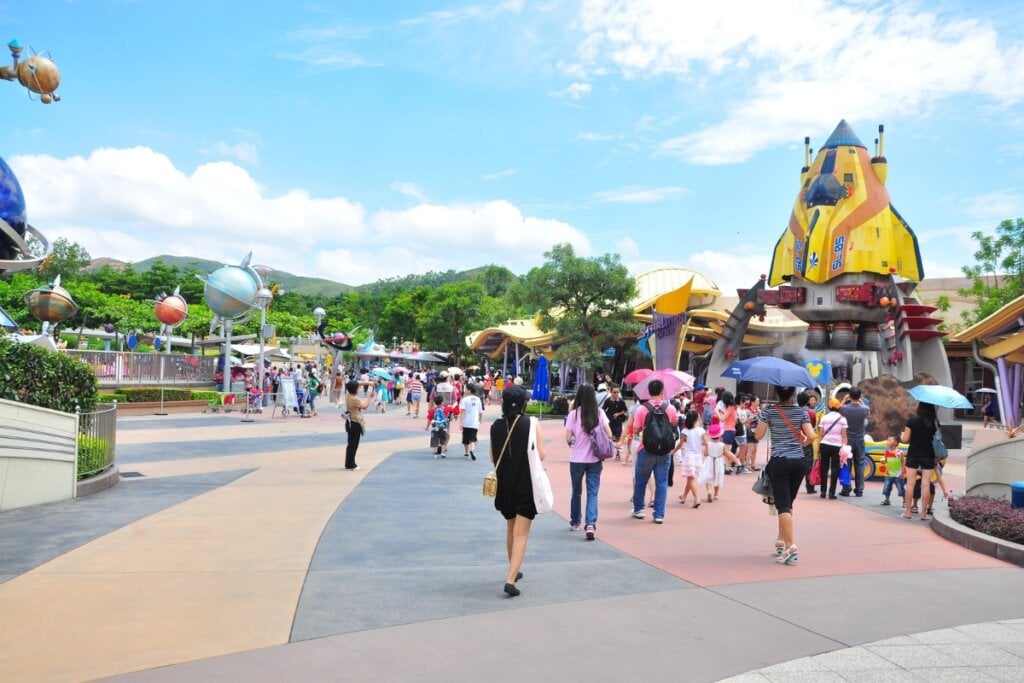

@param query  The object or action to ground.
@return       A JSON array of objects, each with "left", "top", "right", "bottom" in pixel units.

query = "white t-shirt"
[
  {"left": 460, "top": 395, "right": 483, "bottom": 429},
  {"left": 680, "top": 426, "right": 705, "bottom": 456},
  {"left": 819, "top": 411, "right": 848, "bottom": 447}
]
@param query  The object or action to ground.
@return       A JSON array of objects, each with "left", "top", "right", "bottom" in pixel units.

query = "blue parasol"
[
  {"left": 721, "top": 356, "right": 815, "bottom": 388},
  {"left": 908, "top": 384, "right": 972, "bottom": 409},
  {"left": 531, "top": 355, "right": 550, "bottom": 401}
]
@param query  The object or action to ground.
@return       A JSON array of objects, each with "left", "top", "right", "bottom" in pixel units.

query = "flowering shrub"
[
  {"left": 0, "top": 337, "right": 98, "bottom": 413},
  {"left": 949, "top": 495, "right": 1024, "bottom": 546}
]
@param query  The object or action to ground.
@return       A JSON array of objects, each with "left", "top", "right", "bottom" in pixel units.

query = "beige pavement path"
[{"left": 0, "top": 428, "right": 418, "bottom": 683}]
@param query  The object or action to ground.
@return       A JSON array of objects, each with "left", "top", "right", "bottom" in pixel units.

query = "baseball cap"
[
  {"left": 828, "top": 397, "right": 841, "bottom": 409},
  {"left": 598, "top": 383, "right": 608, "bottom": 391}
]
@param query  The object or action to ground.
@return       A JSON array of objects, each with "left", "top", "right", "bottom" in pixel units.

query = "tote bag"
[{"left": 526, "top": 416, "right": 554, "bottom": 514}]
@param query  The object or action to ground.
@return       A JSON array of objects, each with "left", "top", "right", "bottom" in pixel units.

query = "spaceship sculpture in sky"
[{"left": 708, "top": 120, "right": 951, "bottom": 390}]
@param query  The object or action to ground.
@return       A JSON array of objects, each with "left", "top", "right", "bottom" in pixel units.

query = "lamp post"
[
  {"left": 256, "top": 287, "right": 273, "bottom": 409},
  {"left": 312, "top": 307, "right": 326, "bottom": 371}
]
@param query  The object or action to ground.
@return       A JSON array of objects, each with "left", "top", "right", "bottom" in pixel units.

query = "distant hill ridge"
[{"left": 90, "top": 254, "right": 490, "bottom": 298}]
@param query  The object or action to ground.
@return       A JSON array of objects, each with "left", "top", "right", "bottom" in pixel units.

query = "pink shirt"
[
  {"left": 819, "top": 411, "right": 847, "bottom": 447},
  {"left": 632, "top": 400, "right": 679, "bottom": 437},
  {"left": 565, "top": 408, "right": 610, "bottom": 463}
]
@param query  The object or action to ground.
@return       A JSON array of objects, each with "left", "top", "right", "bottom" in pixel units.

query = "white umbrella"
[
  {"left": 974, "top": 388, "right": 997, "bottom": 394},
  {"left": 447, "top": 366, "right": 464, "bottom": 376}
]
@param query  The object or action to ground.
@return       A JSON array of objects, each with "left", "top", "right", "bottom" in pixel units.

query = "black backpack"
[{"left": 642, "top": 402, "right": 677, "bottom": 455}]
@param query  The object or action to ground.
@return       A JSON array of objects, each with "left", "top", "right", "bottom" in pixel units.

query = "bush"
[
  {"left": 191, "top": 390, "right": 221, "bottom": 402},
  {"left": 97, "top": 391, "right": 127, "bottom": 403},
  {"left": 949, "top": 495, "right": 1024, "bottom": 545},
  {"left": 77, "top": 434, "right": 110, "bottom": 479},
  {"left": 550, "top": 396, "right": 570, "bottom": 416},
  {"left": 121, "top": 387, "right": 193, "bottom": 402},
  {"left": 0, "top": 337, "right": 98, "bottom": 413}
]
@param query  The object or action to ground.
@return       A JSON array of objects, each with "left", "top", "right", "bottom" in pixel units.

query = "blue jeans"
[
  {"left": 882, "top": 476, "right": 906, "bottom": 498},
  {"left": 569, "top": 461, "right": 603, "bottom": 527},
  {"left": 851, "top": 437, "right": 866, "bottom": 494},
  {"left": 633, "top": 449, "right": 670, "bottom": 520}
]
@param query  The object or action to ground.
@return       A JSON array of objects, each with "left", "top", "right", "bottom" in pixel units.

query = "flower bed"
[{"left": 949, "top": 495, "right": 1024, "bottom": 545}]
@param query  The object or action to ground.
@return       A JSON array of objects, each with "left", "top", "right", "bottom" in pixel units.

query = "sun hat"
[
  {"left": 708, "top": 423, "right": 723, "bottom": 439},
  {"left": 828, "top": 397, "right": 841, "bottom": 409}
]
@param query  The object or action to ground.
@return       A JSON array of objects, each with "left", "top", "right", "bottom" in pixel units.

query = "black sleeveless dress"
[{"left": 491, "top": 415, "right": 537, "bottom": 520}]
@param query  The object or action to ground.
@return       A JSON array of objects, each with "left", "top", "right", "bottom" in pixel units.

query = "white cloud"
[
  {"left": 684, "top": 249, "right": 768, "bottom": 296},
  {"left": 482, "top": 168, "right": 517, "bottom": 181},
  {"left": 593, "top": 185, "right": 687, "bottom": 203},
  {"left": 962, "top": 189, "right": 1024, "bottom": 222},
  {"left": 9, "top": 147, "right": 590, "bottom": 285},
  {"left": 616, "top": 235, "right": 640, "bottom": 256},
  {"left": 391, "top": 181, "right": 430, "bottom": 202},
  {"left": 550, "top": 81, "right": 591, "bottom": 99},
  {"left": 402, "top": 0, "right": 524, "bottom": 27},
  {"left": 576, "top": 1, "right": 1024, "bottom": 164},
  {"left": 203, "top": 140, "right": 260, "bottom": 166},
  {"left": 577, "top": 131, "right": 616, "bottom": 141}
]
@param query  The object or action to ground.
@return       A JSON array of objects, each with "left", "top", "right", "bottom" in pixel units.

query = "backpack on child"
[
  {"left": 430, "top": 407, "right": 449, "bottom": 432},
  {"left": 642, "top": 402, "right": 677, "bottom": 455}
]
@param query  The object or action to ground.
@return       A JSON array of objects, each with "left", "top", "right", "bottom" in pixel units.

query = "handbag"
[
  {"left": 751, "top": 467, "right": 773, "bottom": 504},
  {"left": 932, "top": 421, "right": 949, "bottom": 462},
  {"left": 483, "top": 415, "right": 519, "bottom": 497},
  {"left": 809, "top": 459, "right": 821, "bottom": 486},
  {"left": 526, "top": 416, "right": 555, "bottom": 514},
  {"left": 587, "top": 414, "right": 616, "bottom": 461}
]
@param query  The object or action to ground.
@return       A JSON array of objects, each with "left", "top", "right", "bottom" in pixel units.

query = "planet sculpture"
[
  {"left": 154, "top": 292, "right": 189, "bottom": 327},
  {"left": 0, "top": 40, "right": 61, "bottom": 104},
  {"left": 24, "top": 274, "right": 77, "bottom": 325},
  {"left": 203, "top": 265, "right": 258, "bottom": 320},
  {"left": 0, "top": 154, "right": 50, "bottom": 272}
]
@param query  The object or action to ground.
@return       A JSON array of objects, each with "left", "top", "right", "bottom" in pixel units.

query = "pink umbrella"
[
  {"left": 634, "top": 369, "right": 696, "bottom": 400},
  {"left": 623, "top": 368, "right": 654, "bottom": 384}
]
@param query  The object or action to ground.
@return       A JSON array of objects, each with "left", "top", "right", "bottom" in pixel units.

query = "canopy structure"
[{"left": 952, "top": 294, "right": 1024, "bottom": 429}]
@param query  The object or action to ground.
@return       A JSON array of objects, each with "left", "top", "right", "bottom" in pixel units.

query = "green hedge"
[
  {"left": 191, "top": 390, "right": 221, "bottom": 402},
  {"left": 77, "top": 434, "right": 110, "bottom": 479},
  {"left": 0, "top": 338, "right": 98, "bottom": 413},
  {"left": 97, "top": 391, "right": 127, "bottom": 403},
  {"left": 121, "top": 387, "right": 193, "bottom": 402}
]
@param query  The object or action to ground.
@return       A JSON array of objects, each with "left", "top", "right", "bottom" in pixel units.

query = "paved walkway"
[{"left": 0, "top": 405, "right": 1022, "bottom": 681}]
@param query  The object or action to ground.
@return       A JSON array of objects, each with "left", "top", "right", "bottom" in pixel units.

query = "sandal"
[
  {"left": 750, "top": 466, "right": 761, "bottom": 471},
  {"left": 920, "top": 515, "right": 930, "bottom": 522},
  {"left": 691, "top": 502, "right": 701, "bottom": 509},
  {"left": 900, "top": 513, "right": 913, "bottom": 520}
]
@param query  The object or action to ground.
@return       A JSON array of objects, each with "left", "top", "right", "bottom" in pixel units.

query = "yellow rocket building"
[{"left": 768, "top": 120, "right": 924, "bottom": 286}]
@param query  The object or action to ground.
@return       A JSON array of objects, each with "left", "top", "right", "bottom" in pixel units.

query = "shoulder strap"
[
  {"left": 493, "top": 415, "right": 521, "bottom": 472},
  {"left": 819, "top": 413, "right": 842, "bottom": 439},
  {"left": 776, "top": 405, "right": 805, "bottom": 443}
]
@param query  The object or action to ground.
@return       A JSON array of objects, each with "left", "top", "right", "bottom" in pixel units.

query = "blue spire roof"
[{"left": 822, "top": 119, "right": 866, "bottom": 149}]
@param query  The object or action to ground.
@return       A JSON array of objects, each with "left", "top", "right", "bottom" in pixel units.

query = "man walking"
[
  {"left": 839, "top": 386, "right": 870, "bottom": 497},
  {"left": 603, "top": 383, "right": 628, "bottom": 458},
  {"left": 628, "top": 379, "right": 679, "bottom": 524}
]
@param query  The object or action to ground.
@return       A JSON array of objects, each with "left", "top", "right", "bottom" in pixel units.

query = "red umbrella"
[
  {"left": 634, "top": 369, "right": 696, "bottom": 400},
  {"left": 623, "top": 368, "right": 654, "bottom": 384}
]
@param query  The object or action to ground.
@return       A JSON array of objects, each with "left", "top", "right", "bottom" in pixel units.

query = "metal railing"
[
  {"left": 64, "top": 350, "right": 217, "bottom": 388},
  {"left": 77, "top": 403, "right": 117, "bottom": 480}
]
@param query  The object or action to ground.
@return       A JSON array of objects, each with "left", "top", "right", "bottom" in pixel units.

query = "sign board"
[{"left": 279, "top": 377, "right": 299, "bottom": 410}]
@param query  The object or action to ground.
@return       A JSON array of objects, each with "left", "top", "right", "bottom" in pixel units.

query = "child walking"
[
  {"left": 698, "top": 423, "right": 726, "bottom": 503},
  {"left": 880, "top": 435, "right": 906, "bottom": 506},
  {"left": 426, "top": 395, "right": 450, "bottom": 458},
  {"left": 677, "top": 411, "right": 705, "bottom": 508}
]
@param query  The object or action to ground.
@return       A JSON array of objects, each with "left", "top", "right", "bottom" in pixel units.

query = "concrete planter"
[
  {"left": 932, "top": 508, "right": 1024, "bottom": 568},
  {"left": 115, "top": 400, "right": 211, "bottom": 416}
]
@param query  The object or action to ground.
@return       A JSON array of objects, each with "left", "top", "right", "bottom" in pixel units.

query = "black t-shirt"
[
  {"left": 603, "top": 398, "right": 628, "bottom": 423},
  {"left": 905, "top": 415, "right": 935, "bottom": 460}
]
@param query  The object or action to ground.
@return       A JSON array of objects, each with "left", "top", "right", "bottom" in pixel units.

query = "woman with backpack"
[{"left": 564, "top": 384, "right": 614, "bottom": 541}]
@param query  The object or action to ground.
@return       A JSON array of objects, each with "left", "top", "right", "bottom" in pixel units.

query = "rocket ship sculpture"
[
  {"left": 707, "top": 120, "right": 951, "bottom": 389},
  {"left": 768, "top": 119, "right": 922, "bottom": 290}
]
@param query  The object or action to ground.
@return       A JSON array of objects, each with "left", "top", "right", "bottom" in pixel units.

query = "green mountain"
[{"left": 132, "top": 255, "right": 355, "bottom": 297}]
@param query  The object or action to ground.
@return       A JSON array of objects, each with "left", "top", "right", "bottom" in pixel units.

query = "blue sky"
[{"left": 2, "top": 0, "right": 1024, "bottom": 293}]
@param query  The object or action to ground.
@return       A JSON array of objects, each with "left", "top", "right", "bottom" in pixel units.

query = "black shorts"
[
  {"left": 766, "top": 456, "right": 805, "bottom": 515},
  {"left": 905, "top": 454, "right": 936, "bottom": 471},
  {"left": 430, "top": 429, "right": 449, "bottom": 448},
  {"left": 462, "top": 427, "right": 478, "bottom": 445}
]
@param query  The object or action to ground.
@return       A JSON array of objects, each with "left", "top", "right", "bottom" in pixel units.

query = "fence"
[
  {"left": 64, "top": 350, "right": 217, "bottom": 388},
  {"left": 77, "top": 403, "right": 117, "bottom": 480}
]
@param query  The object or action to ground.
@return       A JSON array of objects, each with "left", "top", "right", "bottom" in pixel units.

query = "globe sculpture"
[
  {"left": 0, "top": 154, "right": 50, "bottom": 272},
  {"left": 24, "top": 274, "right": 77, "bottom": 335},
  {"left": 0, "top": 40, "right": 61, "bottom": 104},
  {"left": 203, "top": 265, "right": 258, "bottom": 320}
]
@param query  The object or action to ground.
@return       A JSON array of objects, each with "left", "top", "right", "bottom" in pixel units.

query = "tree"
[
  {"left": 377, "top": 287, "right": 429, "bottom": 343},
  {"left": 417, "top": 281, "right": 486, "bottom": 359},
  {"left": 476, "top": 264, "right": 518, "bottom": 298},
  {"left": 960, "top": 218, "right": 1024, "bottom": 324},
  {"left": 518, "top": 243, "right": 639, "bottom": 371},
  {"left": 38, "top": 238, "right": 91, "bottom": 282}
]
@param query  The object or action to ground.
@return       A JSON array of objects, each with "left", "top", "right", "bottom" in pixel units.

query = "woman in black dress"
[
  {"left": 900, "top": 401, "right": 938, "bottom": 521},
  {"left": 491, "top": 385, "right": 546, "bottom": 597}
]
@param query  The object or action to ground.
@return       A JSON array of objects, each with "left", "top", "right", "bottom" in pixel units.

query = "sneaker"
[
  {"left": 585, "top": 524, "right": 595, "bottom": 540},
  {"left": 736, "top": 465, "right": 747, "bottom": 474},
  {"left": 570, "top": 524, "right": 581, "bottom": 531},
  {"left": 653, "top": 518, "right": 664, "bottom": 524},
  {"left": 880, "top": 498, "right": 891, "bottom": 506},
  {"left": 470, "top": 451, "right": 476, "bottom": 461},
  {"left": 347, "top": 466, "right": 362, "bottom": 472},
  {"left": 433, "top": 454, "right": 440, "bottom": 459},
  {"left": 777, "top": 545, "right": 798, "bottom": 565},
  {"left": 631, "top": 510, "right": 645, "bottom": 519}
]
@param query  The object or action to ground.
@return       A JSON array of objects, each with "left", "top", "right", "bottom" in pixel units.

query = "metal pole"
[
  {"left": 156, "top": 386, "right": 167, "bottom": 416},
  {"left": 222, "top": 319, "right": 233, "bottom": 394},
  {"left": 257, "top": 301, "right": 267, "bottom": 416}
]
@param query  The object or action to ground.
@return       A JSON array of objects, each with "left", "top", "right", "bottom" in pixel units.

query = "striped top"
[
  {"left": 758, "top": 404, "right": 810, "bottom": 459},
  {"left": 405, "top": 378, "right": 424, "bottom": 396}
]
